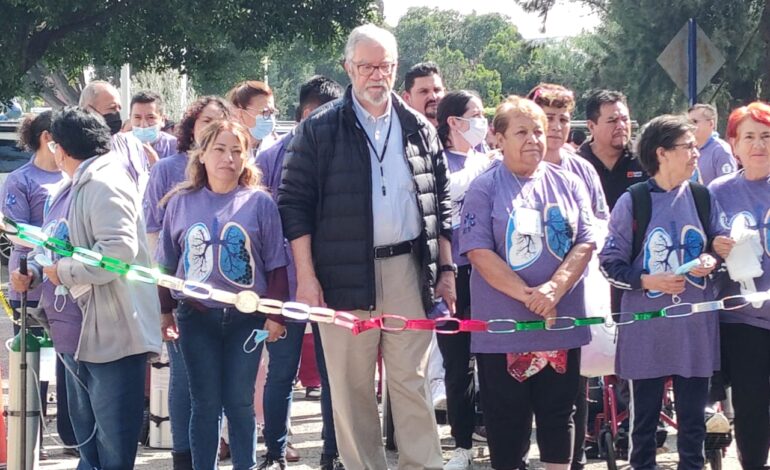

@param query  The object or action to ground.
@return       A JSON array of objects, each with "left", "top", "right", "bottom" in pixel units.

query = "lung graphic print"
[
  {"left": 183, "top": 219, "right": 255, "bottom": 287},
  {"left": 544, "top": 204, "right": 575, "bottom": 260},
  {"left": 184, "top": 222, "right": 214, "bottom": 282},
  {"left": 218, "top": 222, "right": 255, "bottom": 288},
  {"left": 505, "top": 209, "right": 543, "bottom": 270},
  {"left": 42, "top": 218, "right": 70, "bottom": 262},
  {"left": 643, "top": 221, "right": 706, "bottom": 298}
]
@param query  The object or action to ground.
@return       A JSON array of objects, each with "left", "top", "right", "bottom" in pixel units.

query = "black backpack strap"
[
  {"left": 628, "top": 182, "right": 652, "bottom": 261},
  {"left": 689, "top": 181, "right": 712, "bottom": 249}
]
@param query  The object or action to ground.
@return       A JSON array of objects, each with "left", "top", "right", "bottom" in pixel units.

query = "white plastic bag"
[{"left": 580, "top": 254, "right": 616, "bottom": 377}]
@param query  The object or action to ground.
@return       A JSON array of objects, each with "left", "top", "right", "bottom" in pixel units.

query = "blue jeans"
[
  {"left": 176, "top": 302, "right": 265, "bottom": 470},
  {"left": 61, "top": 352, "right": 147, "bottom": 470},
  {"left": 263, "top": 321, "right": 305, "bottom": 458},
  {"left": 262, "top": 322, "right": 338, "bottom": 458},
  {"left": 56, "top": 357, "right": 77, "bottom": 446},
  {"left": 167, "top": 339, "right": 191, "bottom": 452}
]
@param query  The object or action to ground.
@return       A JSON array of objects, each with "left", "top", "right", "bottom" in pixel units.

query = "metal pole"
[
  {"left": 688, "top": 18, "right": 697, "bottom": 106},
  {"left": 120, "top": 64, "right": 131, "bottom": 121},
  {"left": 19, "top": 254, "right": 28, "bottom": 470}
]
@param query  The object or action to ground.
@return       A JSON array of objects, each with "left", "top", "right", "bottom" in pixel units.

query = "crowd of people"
[{"left": 3, "top": 22, "right": 769, "bottom": 470}]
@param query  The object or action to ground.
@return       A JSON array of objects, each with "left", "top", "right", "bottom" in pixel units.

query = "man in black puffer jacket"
[{"left": 278, "top": 23, "right": 455, "bottom": 470}]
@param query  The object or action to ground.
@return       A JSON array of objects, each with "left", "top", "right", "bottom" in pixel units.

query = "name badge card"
[{"left": 515, "top": 207, "right": 543, "bottom": 237}]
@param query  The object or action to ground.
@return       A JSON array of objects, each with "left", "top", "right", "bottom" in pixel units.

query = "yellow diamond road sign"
[{"left": 657, "top": 22, "right": 725, "bottom": 95}]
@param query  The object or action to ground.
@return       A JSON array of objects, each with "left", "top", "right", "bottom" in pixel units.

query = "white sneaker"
[
  {"left": 431, "top": 379, "right": 447, "bottom": 410},
  {"left": 444, "top": 447, "right": 473, "bottom": 470}
]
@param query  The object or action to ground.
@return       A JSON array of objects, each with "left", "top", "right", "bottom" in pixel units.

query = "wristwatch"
[{"left": 439, "top": 264, "right": 458, "bottom": 276}]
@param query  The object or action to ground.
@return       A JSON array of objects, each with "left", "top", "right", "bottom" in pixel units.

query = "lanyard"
[{"left": 356, "top": 114, "right": 394, "bottom": 196}]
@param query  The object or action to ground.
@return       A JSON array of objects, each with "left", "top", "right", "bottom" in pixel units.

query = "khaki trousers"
[{"left": 319, "top": 253, "right": 443, "bottom": 470}]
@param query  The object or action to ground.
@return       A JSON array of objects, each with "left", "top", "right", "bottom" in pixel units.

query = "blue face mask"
[
  {"left": 132, "top": 124, "right": 160, "bottom": 143},
  {"left": 249, "top": 115, "right": 275, "bottom": 141}
]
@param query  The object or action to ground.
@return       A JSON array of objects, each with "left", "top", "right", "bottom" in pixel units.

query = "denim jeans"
[
  {"left": 312, "top": 323, "right": 337, "bottom": 456},
  {"left": 176, "top": 302, "right": 265, "bottom": 470},
  {"left": 56, "top": 357, "right": 77, "bottom": 446},
  {"left": 167, "top": 339, "right": 191, "bottom": 452},
  {"left": 263, "top": 321, "right": 305, "bottom": 459},
  {"left": 61, "top": 352, "right": 147, "bottom": 470}
]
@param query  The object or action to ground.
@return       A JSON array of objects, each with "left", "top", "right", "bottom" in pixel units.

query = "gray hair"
[
  {"left": 688, "top": 103, "right": 718, "bottom": 124},
  {"left": 79, "top": 80, "right": 117, "bottom": 107},
  {"left": 344, "top": 24, "right": 398, "bottom": 63}
]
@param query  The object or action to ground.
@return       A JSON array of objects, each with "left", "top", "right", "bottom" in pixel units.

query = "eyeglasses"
[
  {"left": 47, "top": 141, "right": 58, "bottom": 154},
  {"left": 670, "top": 142, "right": 698, "bottom": 152},
  {"left": 243, "top": 107, "right": 277, "bottom": 119},
  {"left": 354, "top": 62, "right": 396, "bottom": 77}
]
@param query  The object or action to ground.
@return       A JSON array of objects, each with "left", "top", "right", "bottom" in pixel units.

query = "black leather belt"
[{"left": 374, "top": 240, "right": 414, "bottom": 259}]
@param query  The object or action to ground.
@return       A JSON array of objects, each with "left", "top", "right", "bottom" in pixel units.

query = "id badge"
[{"left": 514, "top": 207, "right": 543, "bottom": 237}]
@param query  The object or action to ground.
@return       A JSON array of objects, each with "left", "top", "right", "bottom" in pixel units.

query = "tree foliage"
[
  {"left": 515, "top": 0, "right": 770, "bottom": 124},
  {"left": 0, "top": 0, "right": 375, "bottom": 99}
]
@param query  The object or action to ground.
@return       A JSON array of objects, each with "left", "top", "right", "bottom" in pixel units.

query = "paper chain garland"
[{"left": 4, "top": 216, "right": 768, "bottom": 336}]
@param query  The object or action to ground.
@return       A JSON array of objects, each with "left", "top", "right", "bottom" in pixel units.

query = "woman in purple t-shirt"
[
  {"left": 527, "top": 81, "right": 612, "bottom": 470},
  {"left": 460, "top": 96, "right": 596, "bottom": 470},
  {"left": 144, "top": 96, "right": 231, "bottom": 468},
  {"left": 708, "top": 102, "right": 770, "bottom": 469},
  {"left": 156, "top": 120, "right": 288, "bottom": 470},
  {"left": 600, "top": 115, "right": 729, "bottom": 470}
]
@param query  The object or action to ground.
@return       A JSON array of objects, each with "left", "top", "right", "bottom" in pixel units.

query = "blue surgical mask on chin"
[
  {"left": 132, "top": 124, "right": 160, "bottom": 143},
  {"left": 249, "top": 115, "right": 275, "bottom": 141}
]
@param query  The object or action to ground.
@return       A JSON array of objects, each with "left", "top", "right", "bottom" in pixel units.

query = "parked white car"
[{"left": 0, "top": 120, "right": 32, "bottom": 264}]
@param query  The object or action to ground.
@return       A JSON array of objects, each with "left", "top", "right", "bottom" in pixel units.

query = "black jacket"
[{"left": 278, "top": 87, "right": 452, "bottom": 312}]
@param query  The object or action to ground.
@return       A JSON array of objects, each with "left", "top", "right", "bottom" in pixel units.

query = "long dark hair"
[
  {"left": 436, "top": 90, "right": 479, "bottom": 148},
  {"left": 176, "top": 96, "right": 232, "bottom": 153}
]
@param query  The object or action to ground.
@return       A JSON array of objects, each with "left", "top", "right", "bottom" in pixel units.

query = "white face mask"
[{"left": 456, "top": 117, "right": 488, "bottom": 149}]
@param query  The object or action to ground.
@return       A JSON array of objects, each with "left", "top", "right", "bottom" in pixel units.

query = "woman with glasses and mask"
[
  {"left": 599, "top": 114, "right": 729, "bottom": 470},
  {"left": 460, "top": 96, "right": 597, "bottom": 470},
  {"left": 435, "top": 90, "right": 494, "bottom": 470},
  {"left": 708, "top": 102, "right": 770, "bottom": 470},
  {"left": 227, "top": 81, "right": 279, "bottom": 157}
]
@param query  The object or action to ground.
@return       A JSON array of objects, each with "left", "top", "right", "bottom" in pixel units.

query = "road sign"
[{"left": 657, "top": 21, "right": 725, "bottom": 97}]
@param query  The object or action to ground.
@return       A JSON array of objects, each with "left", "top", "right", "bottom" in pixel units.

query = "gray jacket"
[{"left": 33, "top": 153, "right": 161, "bottom": 363}]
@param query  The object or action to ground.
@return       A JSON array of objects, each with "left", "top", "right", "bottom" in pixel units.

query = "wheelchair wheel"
[
  {"left": 706, "top": 449, "right": 722, "bottom": 470},
  {"left": 601, "top": 430, "right": 618, "bottom": 470}
]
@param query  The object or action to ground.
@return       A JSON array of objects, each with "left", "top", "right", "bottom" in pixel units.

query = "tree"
[
  {"left": 480, "top": 28, "right": 532, "bottom": 96},
  {"left": 514, "top": 0, "right": 770, "bottom": 123},
  {"left": 0, "top": 0, "right": 375, "bottom": 99}
]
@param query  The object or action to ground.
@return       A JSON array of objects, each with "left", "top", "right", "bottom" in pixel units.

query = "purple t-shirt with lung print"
[
  {"left": 156, "top": 186, "right": 288, "bottom": 308},
  {"left": 599, "top": 180, "right": 727, "bottom": 380},
  {"left": 0, "top": 161, "right": 64, "bottom": 301},
  {"left": 459, "top": 161, "right": 596, "bottom": 354},
  {"left": 143, "top": 152, "right": 188, "bottom": 233},
  {"left": 560, "top": 148, "right": 609, "bottom": 221},
  {"left": 39, "top": 184, "right": 83, "bottom": 355},
  {"left": 709, "top": 171, "right": 770, "bottom": 330}
]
